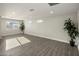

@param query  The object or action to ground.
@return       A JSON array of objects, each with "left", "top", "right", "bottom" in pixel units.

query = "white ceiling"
[{"left": 0, "top": 3, "right": 79, "bottom": 20}]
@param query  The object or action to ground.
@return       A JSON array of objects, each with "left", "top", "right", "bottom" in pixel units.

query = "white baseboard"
[{"left": 25, "top": 33, "right": 69, "bottom": 44}]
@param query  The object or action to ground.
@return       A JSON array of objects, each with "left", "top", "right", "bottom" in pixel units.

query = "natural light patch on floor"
[
  {"left": 6, "top": 38, "right": 20, "bottom": 51},
  {"left": 16, "top": 37, "right": 31, "bottom": 45},
  {"left": 6, "top": 37, "right": 31, "bottom": 51}
]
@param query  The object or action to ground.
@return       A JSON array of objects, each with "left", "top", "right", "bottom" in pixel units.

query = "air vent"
[
  {"left": 29, "top": 9, "right": 35, "bottom": 12},
  {"left": 48, "top": 3, "right": 59, "bottom": 6}
]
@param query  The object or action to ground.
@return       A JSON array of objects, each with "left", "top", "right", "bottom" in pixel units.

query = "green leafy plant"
[
  {"left": 20, "top": 21, "right": 25, "bottom": 34},
  {"left": 64, "top": 18, "right": 79, "bottom": 46}
]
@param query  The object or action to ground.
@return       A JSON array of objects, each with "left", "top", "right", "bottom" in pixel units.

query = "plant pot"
[{"left": 70, "top": 40, "right": 75, "bottom": 47}]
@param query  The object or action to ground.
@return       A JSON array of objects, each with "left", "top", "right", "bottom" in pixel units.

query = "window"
[{"left": 7, "top": 21, "right": 19, "bottom": 29}]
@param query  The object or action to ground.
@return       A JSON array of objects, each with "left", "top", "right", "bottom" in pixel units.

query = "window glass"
[{"left": 7, "top": 21, "right": 19, "bottom": 29}]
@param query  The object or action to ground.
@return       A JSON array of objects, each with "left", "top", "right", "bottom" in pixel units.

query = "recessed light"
[
  {"left": 28, "top": 21, "right": 32, "bottom": 24},
  {"left": 50, "top": 11, "right": 54, "bottom": 14},
  {"left": 1, "top": 16, "right": 5, "bottom": 18},
  {"left": 37, "top": 19, "right": 43, "bottom": 23},
  {"left": 12, "top": 12, "right": 15, "bottom": 15},
  {"left": 1, "top": 16, "right": 9, "bottom": 18}
]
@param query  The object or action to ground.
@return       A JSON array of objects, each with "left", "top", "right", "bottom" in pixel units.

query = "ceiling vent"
[
  {"left": 48, "top": 3, "right": 59, "bottom": 6},
  {"left": 29, "top": 9, "right": 35, "bottom": 12}
]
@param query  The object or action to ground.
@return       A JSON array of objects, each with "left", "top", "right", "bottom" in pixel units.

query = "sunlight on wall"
[{"left": 6, "top": 37, "right": 31, "bottom": 51}]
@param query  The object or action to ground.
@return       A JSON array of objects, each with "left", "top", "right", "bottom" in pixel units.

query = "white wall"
[
  {"left": 77, "top": 10, "right": 79, "bottom": 30},
  {"left": 0, "top": 18, "right": 1, "bottom": 39},
  {"left": 0, "top": 18, "right": 22, "bottom": 36},
  {"left": 77, "top": 10, "right": 79, "bottom": 50},
  {"left": 24, "top": 13, "right": 77, "bottom": 43}
]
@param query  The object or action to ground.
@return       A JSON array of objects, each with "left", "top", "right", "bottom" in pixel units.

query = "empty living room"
[{"left": 0, "top": 2, "right": 79, "bottom": 56}]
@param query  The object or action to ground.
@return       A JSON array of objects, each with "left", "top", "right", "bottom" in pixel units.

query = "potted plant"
[
  {"left": 64, "top": 18, "right": 79, "bottom": 47},
  {"left": 20, "top": 21, "right": 25, "bottom": 34}
]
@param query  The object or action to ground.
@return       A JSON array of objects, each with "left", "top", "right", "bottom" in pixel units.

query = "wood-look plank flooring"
[{"left": 0, "top": 34, "right": 79, "bottom": 56}]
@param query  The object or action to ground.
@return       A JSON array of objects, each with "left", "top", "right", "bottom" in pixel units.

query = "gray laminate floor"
[{"left": 0, "top": 34, "right": 79, "bottom": 56}]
